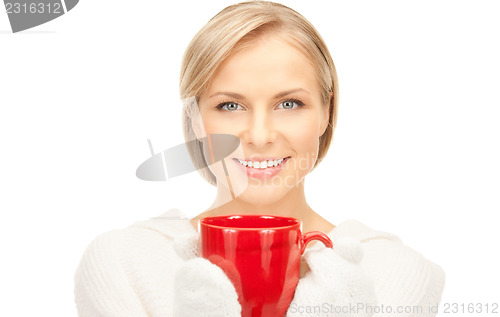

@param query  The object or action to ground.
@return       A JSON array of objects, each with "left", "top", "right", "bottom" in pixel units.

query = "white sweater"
[{"left": 74, "top": 209, "right": 445, "bottom": 316}]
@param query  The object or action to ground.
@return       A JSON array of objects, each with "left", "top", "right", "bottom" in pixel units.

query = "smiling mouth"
[{"left": 232, "top": 157, "right": 290, "bottom": 169}]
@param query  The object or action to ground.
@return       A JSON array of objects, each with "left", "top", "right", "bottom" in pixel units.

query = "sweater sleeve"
[
  {"left": 74, "top": 210, "right": 203, "bottom": 317},
  {"left": 74, "top": 230, "right": 149, "bottom": 317},
  {"left": 330, "top": 220, "right": 445, "bottom": 316},
  {"left": 357, "top": 230, "right": 445, "bottom": 316}
]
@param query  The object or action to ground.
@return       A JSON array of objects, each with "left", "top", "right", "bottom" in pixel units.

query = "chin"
[{"left": 212, "top": 159, "right": 311, "bottom": 208}]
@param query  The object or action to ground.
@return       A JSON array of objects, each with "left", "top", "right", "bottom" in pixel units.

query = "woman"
[{"left": 74, "top": 1, "right": 445, "bottom": 316}]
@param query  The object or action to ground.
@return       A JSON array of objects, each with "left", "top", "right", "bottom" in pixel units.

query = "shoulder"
[
  {"left": 331, "top": 220, "right": 445, "bottom": 309},
  {"left": 74, "top": 208, "right": 194, "bottom": 316}
]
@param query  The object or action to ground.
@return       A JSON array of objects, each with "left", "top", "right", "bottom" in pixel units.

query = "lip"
[
  {"left": 232, "top": 157, "right": 290, "bottom": 179},
  {"left": 237, "top": 156, "right": 287, "bottom": 162}
]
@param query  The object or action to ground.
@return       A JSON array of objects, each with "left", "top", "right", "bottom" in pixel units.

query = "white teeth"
[{"left": 236, "top": 158, "right": 287, "bottom": 169}]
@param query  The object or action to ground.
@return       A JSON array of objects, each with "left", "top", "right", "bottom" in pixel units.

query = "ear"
[{"left": 320, "top": 92, "right": 333, "bottom": 136}]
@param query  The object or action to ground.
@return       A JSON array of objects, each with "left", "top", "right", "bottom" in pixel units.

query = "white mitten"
[
  {"left": 287, "top": 237, "right": 377, "bottom": 317},
  {"left": 173, "top": 233, "right": 242, "bottom": 317}
]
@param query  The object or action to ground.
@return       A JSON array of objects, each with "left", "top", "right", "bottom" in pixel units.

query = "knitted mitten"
[
  {"left": 287, "top": 237, "right": 377, "bottom": 317},
  {"left": 173, "top": 233, "right": 242, "bottom": 317}
]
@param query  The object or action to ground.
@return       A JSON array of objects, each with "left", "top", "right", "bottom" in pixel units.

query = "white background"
[{"left": 1, "top": 0, "right": 499, "bottom": 315}]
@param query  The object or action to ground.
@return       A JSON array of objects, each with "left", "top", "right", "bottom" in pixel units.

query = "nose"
[{"left": 241, "top": 108, "right": 278, "bottom": 147}]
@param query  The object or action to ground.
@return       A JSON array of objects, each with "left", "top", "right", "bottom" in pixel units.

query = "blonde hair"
[{"left": 180, "top": 1, "right": 339, "bottom": 185}]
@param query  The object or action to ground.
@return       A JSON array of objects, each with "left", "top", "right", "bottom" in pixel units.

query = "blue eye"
[
  {"left": 277, "top": 99, "right": 304, "bottom": 110},
  {"left": 217, "top": 102, "right": 243, "bottom": 111}
]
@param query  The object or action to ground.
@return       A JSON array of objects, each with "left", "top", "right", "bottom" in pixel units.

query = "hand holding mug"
[
  {"left": 288, "top": 237, "right": 377, "bottom": 317},
  {"left": 173, "top": 257, "right": 242, "bottom": 317}
]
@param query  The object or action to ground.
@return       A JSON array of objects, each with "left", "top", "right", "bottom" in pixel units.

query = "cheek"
[
  {"left": 289, "top": 128, "right": 321, "bottom": 170},
  {"left": 201, "top": 112, "right": 241, "bottom": 134},
  {"left": 200, "top": 110, "right": 323, "bottom": 154},
  {"left": 283, "top": 115, "right": 322, "bottom": 150}
]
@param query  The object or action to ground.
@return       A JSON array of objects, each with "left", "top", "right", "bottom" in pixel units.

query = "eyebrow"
[{"left": 209, "top": 88, "right": 310, "bottom": 100}]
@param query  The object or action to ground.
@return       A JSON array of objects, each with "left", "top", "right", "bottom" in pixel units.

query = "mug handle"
[{"left": 300, "top": 231, "right": 333, "bottom": 254}]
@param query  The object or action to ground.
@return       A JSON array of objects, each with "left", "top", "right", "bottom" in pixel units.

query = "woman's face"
[{"left": 196, "top": 34, "right": 330, "bottom": 205}]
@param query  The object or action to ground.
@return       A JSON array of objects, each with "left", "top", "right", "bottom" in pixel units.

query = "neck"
[
  {"left": 190, "top": 179, "right": 335, "bottom": 234},
  {"left": 207, "top": 180, "right": 313, "bottom": 220}
]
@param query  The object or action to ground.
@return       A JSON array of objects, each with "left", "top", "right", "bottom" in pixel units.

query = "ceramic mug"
[{"left": 199, "top": 214, "right": 333, "bottom": 317}]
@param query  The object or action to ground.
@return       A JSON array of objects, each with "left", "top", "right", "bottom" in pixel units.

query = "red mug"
[{"left": 199, "top": 214, "right": 333, "bottom": 317}]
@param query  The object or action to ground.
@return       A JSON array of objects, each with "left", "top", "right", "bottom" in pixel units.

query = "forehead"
[{"left": 205, "top": 34, "right": 320, "bottom": 98}]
